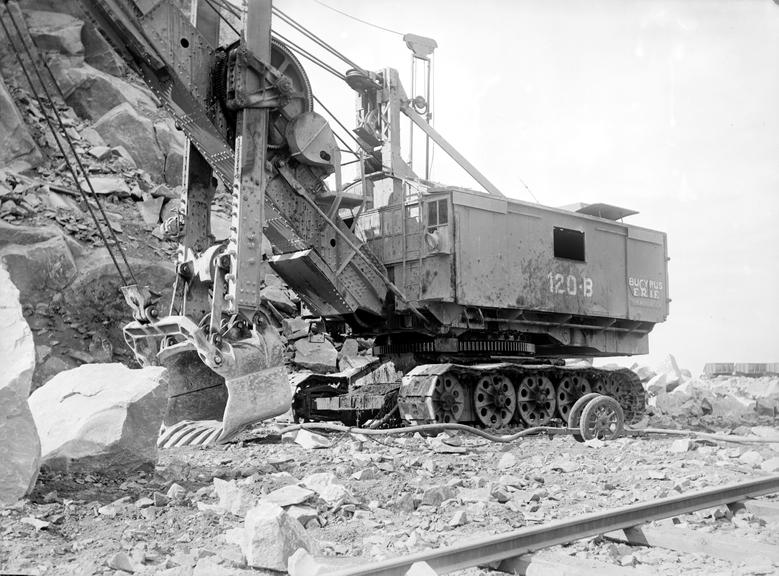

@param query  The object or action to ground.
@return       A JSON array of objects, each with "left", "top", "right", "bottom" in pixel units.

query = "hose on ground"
[{"left": 276, "top": 422, "right": 779, "bottom": 445}]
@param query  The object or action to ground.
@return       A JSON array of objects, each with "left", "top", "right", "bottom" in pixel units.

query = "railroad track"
[{"left": 326, "top": 475, "right": 779, "bottom": 576}]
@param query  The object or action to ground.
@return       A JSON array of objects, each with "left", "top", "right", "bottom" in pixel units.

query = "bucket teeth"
[{"left": 158, "top": 420, "right": 222, "bottom": 448}]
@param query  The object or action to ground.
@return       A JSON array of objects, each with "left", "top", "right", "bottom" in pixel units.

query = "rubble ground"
[{"left": 2, "top": 419, "right": 779, "bottom": 576}]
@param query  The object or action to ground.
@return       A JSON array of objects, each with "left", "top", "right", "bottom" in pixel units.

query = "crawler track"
[{"left": 398, "top": 363, "right": 645, "bottom": 428}]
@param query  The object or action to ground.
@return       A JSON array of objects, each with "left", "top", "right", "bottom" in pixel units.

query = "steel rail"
[{"left": 328, "top": 474, "right": 779, "bottom": 576}]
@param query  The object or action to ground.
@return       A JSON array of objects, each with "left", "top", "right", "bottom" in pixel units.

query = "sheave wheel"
[{"left": 579, "top": 395, "right": 624, "bottom": 441}]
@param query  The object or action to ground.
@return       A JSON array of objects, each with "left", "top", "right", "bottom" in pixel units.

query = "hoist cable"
[
  {"left": 203, "top": 0, "right": 240, "bottom": 36},
  {"left": 272, "top": 6, "right": 366, "bottom": 74}
]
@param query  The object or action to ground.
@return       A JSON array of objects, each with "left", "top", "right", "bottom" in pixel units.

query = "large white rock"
[
  {"left": 28, "top": 363, "right": 167, "bottom": 472},
  {"left": 227, "top": 501, "right": 315, "bottom": 571},
  {"left": 0, "top": 263, "right": 41, "bottom": 506}
]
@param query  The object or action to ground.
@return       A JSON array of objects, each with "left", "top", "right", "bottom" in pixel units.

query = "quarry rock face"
[
  {"left": 24, "top": 10, "right": 85, "bottom": 57},
  {"left": 28, "top": 364, "right": 168, "bottom": 472},
  {"left": 0, "top": 77, "right": 43, "bottom": 169},
  {"left": 0, "top": 262, "right": 41, "bottom": 506},
  {"left": 56, "top": 63, "right": 158, "bottom": 122},
  {"left": 94, "top": 103, "right": 164, "bottom": 180}
]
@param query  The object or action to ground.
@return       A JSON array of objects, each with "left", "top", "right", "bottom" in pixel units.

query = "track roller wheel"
[
  {"left": 474, "top": 374, "right": 516, "bottom": 427},
  {"left": 516, "top": 375, "right": 557, "bottom": 426},
  {"left": 556, "top": 374, "right": 591, "bottom": 423},
  {"left": 579, "top": 395, "right": 624, "bottom": 441},
  {"left": 431, "top": 374, "right": 465, "bottom": 423},
  {"left": 594, "top": 373, "right": 634, "bottom": 422}
]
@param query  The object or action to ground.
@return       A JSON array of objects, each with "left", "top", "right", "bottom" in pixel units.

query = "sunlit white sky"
[{"left": 272, "top": 0, "right": 779, "bottom": 374}]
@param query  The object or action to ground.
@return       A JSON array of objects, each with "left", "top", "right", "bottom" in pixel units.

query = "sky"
[{"left": 272, "top": 0, "right": 779, "bottom": 374}]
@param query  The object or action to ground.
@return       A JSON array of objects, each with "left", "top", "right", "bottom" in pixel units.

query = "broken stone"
[
  {"left": 28, "top": 364, "right": 168, "bottom": 472},
  {"left": 406, "top": 562, "right": 438, "bottom": 576},
  {"left": 294, "top": 339, "right": 338, "bottom": 373},
  {"left": 87, "top": 145, "right": 112, "bottom": 160},
  {"left": 0, "top": 76, "right": 43, "bottom": 168},
  {"left": 449, "top": 510, "right": 468, "bottom": 527},
  {"left": 107, "top": 551, "right": 135, "bottom": 573},
  {"left": 260, "top": 285, "right": 297, "bottom": 315},
  {"left": 338, "top": 338, "right": 360, "bottom": 361},
  {"left": 760, "top": 457, "right": 779, "bottom": 472},
  {"left": 739, "top": 450, "right": 763, "bottom": 467},
  {"left": 227, "top": 501, "right": 315, "bottom": 571},
  {"left": 351, "top": 467, "right": 378, "bottom": 481},
  {"left": 497, "top": 452, "right": 517, "bottom": 470},
  {"left": 138, "top": 195, "right": 165, "bottom": 226},
  {"left": 153, "top": 492, "right": 171, "bottom": 507},
  {"left": 287, "top": 505, "right": 319, "bottom": 526},
  {"left": 261, "top": 484, "right": 315, "bottom": 507},
  {"left": 284, "top": 428, "right": 333, "bottom": 450},
  {"left": 81, "top": 175, "right": 131, "bottom": 196},
  {"left": 669, "top": 438, "right": 694, "bottom": 453},
  {"left": 420, "top": 485, "right": 456, "bottom": 507},
  {"left": 21, "top": 516, "right": 49, "bottom": 530},
  {"left": 80, "top": 127, "right": 106, "bottom": 147},
  {"left": 167, "top": 483, "right": 186, "bottom": 501},
  {"left": 213, "top": 478, "right": 254, "bottom": 517},
  {"left": 282, "top": 316, "right": 309, "bottom": 340},
  {"left": 0, "top": 262, "right": 41, "bottom": 506}
]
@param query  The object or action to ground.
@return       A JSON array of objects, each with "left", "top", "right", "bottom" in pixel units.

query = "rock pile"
[{"left": 634, "top": 355, "right": 779, "bottom": 427}]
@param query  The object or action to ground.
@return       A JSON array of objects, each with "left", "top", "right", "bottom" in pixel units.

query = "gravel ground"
[{"left": 3, "top": 419, "right": 779, "bottom": 576}]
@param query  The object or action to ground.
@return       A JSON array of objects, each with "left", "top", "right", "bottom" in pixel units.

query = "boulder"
[
  {"left": 0, "top": 77, "right": 43, "bottom": 169},
  {"left": 28, "top": 363, "right": 168, "bottom": 472},
  {"left": 294, "top": 339, "right": 338, "bottom": 373},
  {"left": 94, "top": 103, "right": 164, "bottom": 181},
  {"left": 261, "top": 285, "right": 297, "bottom": 315},
  {"left": 282, "top": 317, "right": 309, "bottom": 340},
  {"left": 81, "top": 23, "right": 126, "bottom": 77},
  {"left": 0, "top": 221, "right": 79, "bottom": 298},
  {"left": 80, "top": 175, "right": 131, "bottom": 196},
  {"left": 24, "top": 10, "right": 84, "bottom": 57},
  {"left": 213, "top": 477, "right": 254, "bottom": 517},
  {"left": 227, "top": 501, "right": 315, "bottom": 571},
  {"left": 0, "top": 263, "right": 41, "bottom": 506},
  {"left": 55, "top": 63, "right": 157, "bottom": 122}
]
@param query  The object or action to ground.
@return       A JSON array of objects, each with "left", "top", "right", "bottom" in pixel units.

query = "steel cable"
[{"left": 272, "top": 6, "right": 366, "bottom": 74}]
